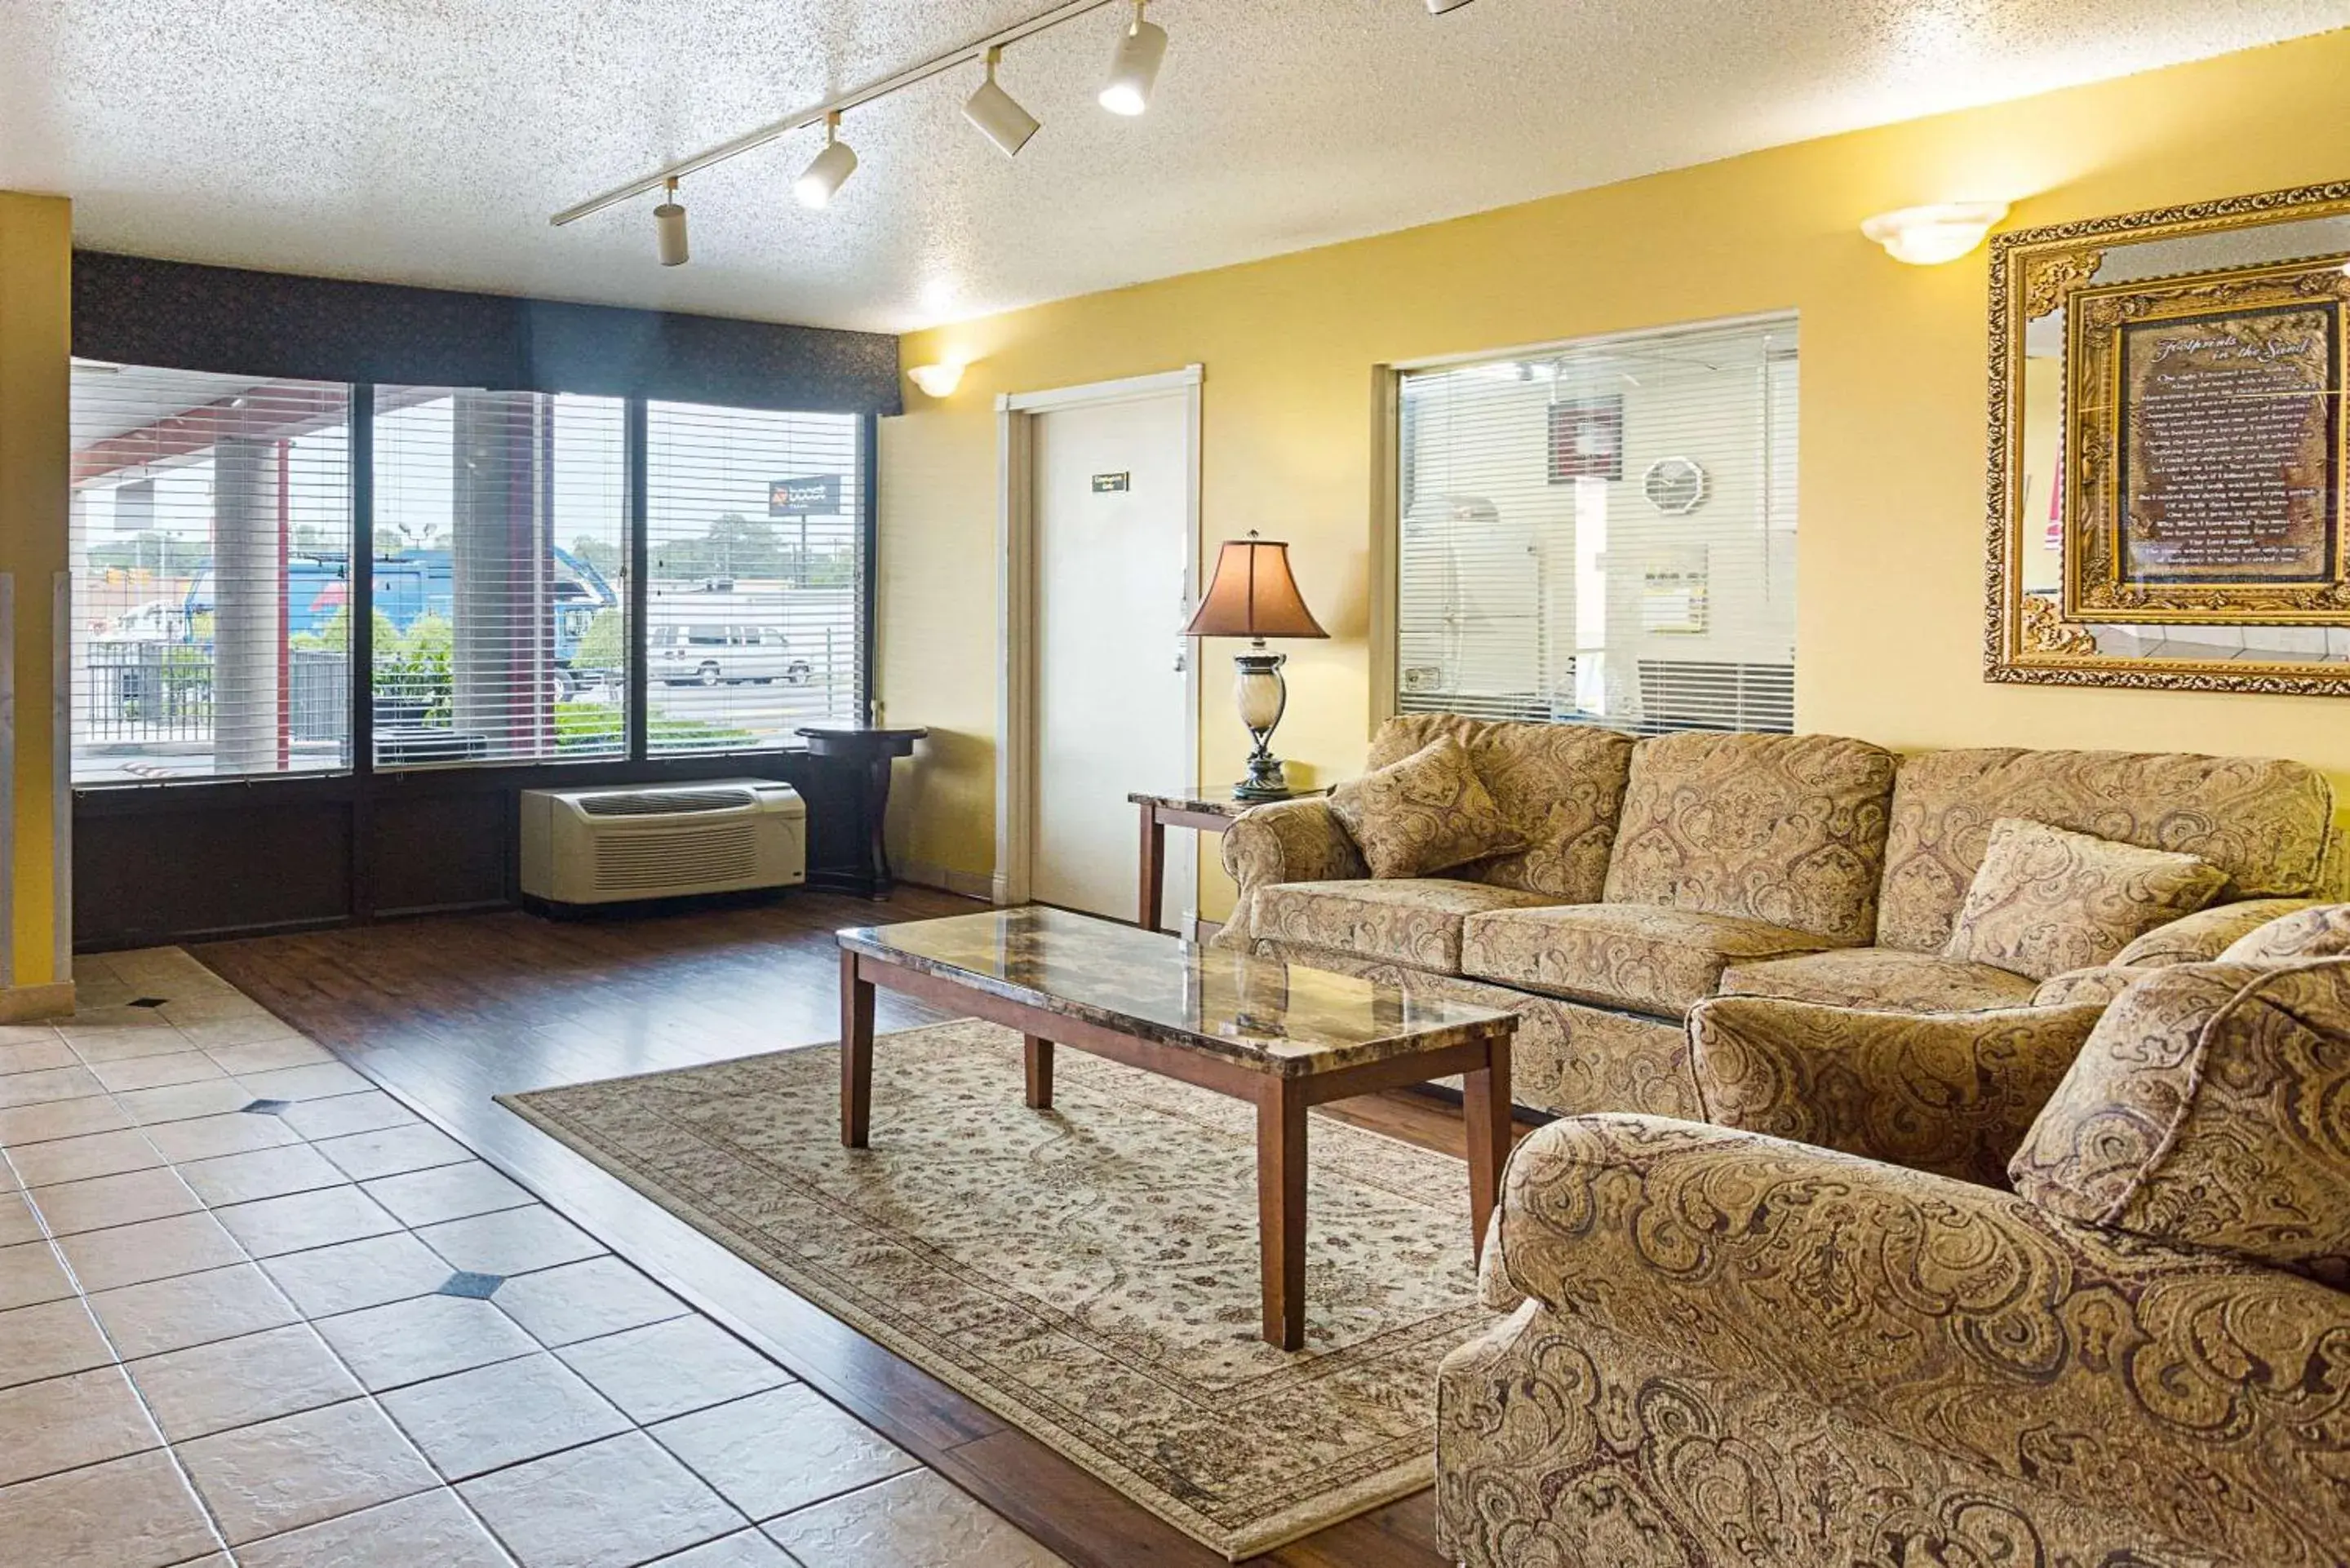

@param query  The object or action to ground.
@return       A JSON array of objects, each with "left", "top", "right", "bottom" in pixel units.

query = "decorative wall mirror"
[{"left": 1988, "top": 179, "right": 2350, "bottom": 693}]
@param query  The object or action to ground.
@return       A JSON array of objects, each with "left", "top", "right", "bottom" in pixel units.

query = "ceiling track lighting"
[
  {"left": 795, "top": 113, "right": 859, "bottom": 209},
  {"left": 551, "top": 0, "right": 1177, "bottom": 253},
  {"left": 654, "top": 178, "right": 688, "bottom": 267},
  {"left": 1099, "top": 0, "right": 1168, "bottom": 117},
  {"left": 965, "top": 46, "right": 1042, "bottom": 157}
]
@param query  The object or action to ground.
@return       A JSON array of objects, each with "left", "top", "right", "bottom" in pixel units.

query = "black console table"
[{"left": 798, "top": 726, "right": 929, "bottom": 898}]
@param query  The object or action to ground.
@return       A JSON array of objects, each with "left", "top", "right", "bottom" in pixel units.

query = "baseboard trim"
[
  {"left": 0, "top": 980, "right": 77, "bottom": 1023},
  {"left": 898, "top": 861, "right": 999, "bottom": 903}
]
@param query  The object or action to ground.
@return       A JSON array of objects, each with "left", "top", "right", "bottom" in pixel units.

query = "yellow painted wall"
[
  {"left": 880, "top": 32, "right": 2350, "bottom": 913},
  {"left": 0, "top": 193, "right": 71, "bottom": 1002}
]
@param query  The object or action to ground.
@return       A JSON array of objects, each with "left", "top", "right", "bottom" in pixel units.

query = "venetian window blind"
[
  {"left": 1396, "top": 314, "right": 1799, "bottom": 734},
  {"left": 644, "top": 401, "right": 866, "bottom": 752},
  {"left": 370, "top": 388, "right": 628, "bottom": 767},
  {"left": 67, "top": 361, "right": 355, "bottom": 784}
]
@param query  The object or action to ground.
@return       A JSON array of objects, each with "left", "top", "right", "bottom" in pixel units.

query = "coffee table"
[{"left": 836, "top": 906, "right": 1517, "bottom": 1350}]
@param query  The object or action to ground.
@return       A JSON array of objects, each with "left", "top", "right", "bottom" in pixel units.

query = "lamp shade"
[{"left": 1184, "top": 537, "right": 1328, "bottom": 640}]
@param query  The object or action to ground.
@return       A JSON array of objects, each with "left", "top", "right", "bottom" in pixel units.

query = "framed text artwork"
[{"left": 1987, "top": 179, "right": 2350, "bottom": 693}]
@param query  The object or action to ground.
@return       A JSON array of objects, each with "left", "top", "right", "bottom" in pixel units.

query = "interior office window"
[
  {"left": 645, "top": 401, "right": 864, "bottom": 752},
  {"left": 68, "top": 362, "right": 353, "bottom": 785},
  {"left": 370, "top": 389, "right": 627, "bottom": 766},
  {"left": 1396, "top": 315, "right": 1798, "bottom": 734}
]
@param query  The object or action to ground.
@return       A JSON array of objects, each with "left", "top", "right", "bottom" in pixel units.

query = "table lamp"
[{"left": 1184, "top": 531, "right": 1328, "bottom": 800}]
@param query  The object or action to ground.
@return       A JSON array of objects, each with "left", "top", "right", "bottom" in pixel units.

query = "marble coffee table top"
[
  {"left": 839, "top": 906, "right": 1513, "bottom": 1078},
  {"left": 1126, "top": 786, "right": 1332, "bottom": 817}
]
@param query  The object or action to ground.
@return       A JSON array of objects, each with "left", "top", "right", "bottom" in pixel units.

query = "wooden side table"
[
  {"left": 1128, "top": 786, "right": 1329, "bottom": 934},
  {"left": 799, "top": 726, "right": 928, "bottom": 898}
]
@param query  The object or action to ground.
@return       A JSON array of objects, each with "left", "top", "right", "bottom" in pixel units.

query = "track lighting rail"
[{"left": 548, "top": 0, "right": 1131, "bottom": 228}]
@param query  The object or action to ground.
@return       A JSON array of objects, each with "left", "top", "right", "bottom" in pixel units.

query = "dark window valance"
[{"left": 70, "top": 250, "right": 902, "bottom": 416}]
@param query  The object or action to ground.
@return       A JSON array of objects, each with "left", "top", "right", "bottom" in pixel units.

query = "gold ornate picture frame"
[{"left": 1987, "top": 178, "right": 2350, "bottom": 693}]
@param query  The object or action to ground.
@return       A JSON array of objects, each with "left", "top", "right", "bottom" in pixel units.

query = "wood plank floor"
[{"left": 198, "top": 888, "right": 1516, "bottom": 1568}]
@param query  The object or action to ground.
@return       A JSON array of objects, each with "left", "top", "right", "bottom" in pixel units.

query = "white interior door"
[{"left": 1031, "top": 392, "right": 1195, "bottom": 922}]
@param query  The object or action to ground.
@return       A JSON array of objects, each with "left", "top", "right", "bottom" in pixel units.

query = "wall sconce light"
[
  {"left": 1860, "top": 202, "right": 2010, "bottom": 265},
  {"left": 907, "top": 362, "right": 970, "bottom": 398}
]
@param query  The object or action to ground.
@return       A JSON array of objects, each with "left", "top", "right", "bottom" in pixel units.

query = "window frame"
[
  {"left": 1372, "top": 310, "right": 1798, "bottom": 739},
  {"left": 69, "top": 379, "right": 877, "bottom": 791}
]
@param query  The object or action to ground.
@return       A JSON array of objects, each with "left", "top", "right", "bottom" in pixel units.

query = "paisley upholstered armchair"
[{"left": 1434, "top": 926, "right": 2350, "bottom": 1567}]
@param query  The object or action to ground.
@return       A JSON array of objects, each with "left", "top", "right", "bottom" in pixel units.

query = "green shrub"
[{"left": 552, "top": 703, "right": 761, "bottom": 753}]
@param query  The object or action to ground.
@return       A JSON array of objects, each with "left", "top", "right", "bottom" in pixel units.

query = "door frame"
[{"left": 995, "top": 365, "right": 1204, "bottom": 913}]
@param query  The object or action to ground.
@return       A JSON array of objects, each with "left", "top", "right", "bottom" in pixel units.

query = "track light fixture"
[
  {"left": 795, "top": 113, "right": 859, "bottom": 209},
  {"left": 654, "top": 178, "right": 689, "bottom": 267},
  {"left": 1426, "top": 0, "right": 1479, "bottom": 12},
  {"left": 964, "top": 47, "right": 1042, "bottom": 157},
  {"left": 553, "top": 0, "right": 1187, "bottom": 237},
  {"left": 1099, "top": 0, "right": 1168, "bottom": 117}
]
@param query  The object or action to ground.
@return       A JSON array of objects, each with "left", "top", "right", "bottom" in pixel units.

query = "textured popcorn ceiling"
[{"left": 3, "top": 0, "right": 2345, "bottom": 333}]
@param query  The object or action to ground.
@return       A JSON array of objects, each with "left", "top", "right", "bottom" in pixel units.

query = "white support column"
[{"left": 212, "top": 438, "right": 282, "bottom": 774}]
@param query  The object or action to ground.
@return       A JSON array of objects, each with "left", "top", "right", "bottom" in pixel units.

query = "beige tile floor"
[{"left": 0, "top": 948, "right": 1070, "bottom": 1568}]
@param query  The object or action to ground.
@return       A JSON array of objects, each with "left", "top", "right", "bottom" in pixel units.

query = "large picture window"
[
  {"left": 68, "top": 363, "right": 353, "bottom": 784},
  {"left": 68, "top": 365, "right": 871, "bottom": 786},
  {"left": 646, "top": 402, "right": 866, "bottom": 752},
  {"left": 1395, "top": 315, "right": 1798, "bottom": 734},
  {"left": 370, "top": 389, "right": 627, "bottom": 767}
]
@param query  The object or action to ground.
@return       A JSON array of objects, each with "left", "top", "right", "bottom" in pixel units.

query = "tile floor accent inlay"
[{"left": 0, "top": 947, "right": 1066, "bottom": 1568}]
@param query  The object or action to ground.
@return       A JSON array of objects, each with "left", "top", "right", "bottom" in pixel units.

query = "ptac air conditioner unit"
[{"left": 519, "top": 780, "right": 806, "bottom": 906}]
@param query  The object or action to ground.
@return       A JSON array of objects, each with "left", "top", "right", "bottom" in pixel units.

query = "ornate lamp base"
[{"left": 1230, "top": 649, "right": 1293, "bottom": 800}]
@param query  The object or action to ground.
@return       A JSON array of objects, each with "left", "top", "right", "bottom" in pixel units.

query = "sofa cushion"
[
  {"left": 2011, "top": 959, "right": 2350, "bottom": 1281},
  {"left": 1328, "top": 736, "right": 1526, "bottom": 879},
  {"left": 1601, "top": 732, "right": 1896, "bottom": 946},
  {"left": 2221, "top": 903, "right": 2350, "bottom": 964},
  {"left": 1250, "top": 879, "right": 1562, "bottom": 974},
  {"left": 2032, "top": 966, "right": 2146, "bottom": 1009},
  {"left": 1942, "top": 819, "right": 2227, "bottom": 982},
  {"left": 1461, "top": 903, "right": 1831, "bottom": 1018},
  {"left": 1720, "top": 947, "right": 2041, "bottom": 1012},
  {"left": 1876, "top": 748, "right": 2337, "bottom": 955},
  {"left": 1367, "top": 715, "right": 1635, "bottom": 902}
]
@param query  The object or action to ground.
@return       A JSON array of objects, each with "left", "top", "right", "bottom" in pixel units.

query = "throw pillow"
[
  {"left": 1942, "top": 817, "right": 2227, "bottom": 981},
  {"left": 1328, "top": 736, "right": 1526, "bottom": 879},
  {"left": 2219, "top": 903, "right": 2350, "bottom": 965},
  {"left": 2009, "top": 959, "right": 2350, "bottom": 1281}
]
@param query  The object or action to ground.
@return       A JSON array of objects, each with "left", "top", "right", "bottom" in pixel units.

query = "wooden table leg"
[
  {"left": 1463, "top": 1036, "right": 1513, "bottom": 1263},
  {"left": 840, "top": 949, "right": 876, "bottom": 1148},
  {"left": 1023, "top": 1035, "right": 1054, "bottom": 1110},
  {"left": 1137, "top": 802, "right": 1166, "bottom": 932},
  {"left": 1257, "top": 1077, "right": 1307, "bottom": 1350},
  {"left": 865, "top": 753, "right": 898, "bottom": 898}
]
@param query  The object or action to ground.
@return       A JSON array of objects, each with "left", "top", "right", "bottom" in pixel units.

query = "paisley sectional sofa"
[{"left": 1217, "top": 712, "right": 2345, "bottom": 1120}]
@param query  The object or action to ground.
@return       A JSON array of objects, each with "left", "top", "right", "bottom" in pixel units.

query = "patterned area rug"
[{"left": 497, "top": 1020, "right": 1486, "bottom": 1560}]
